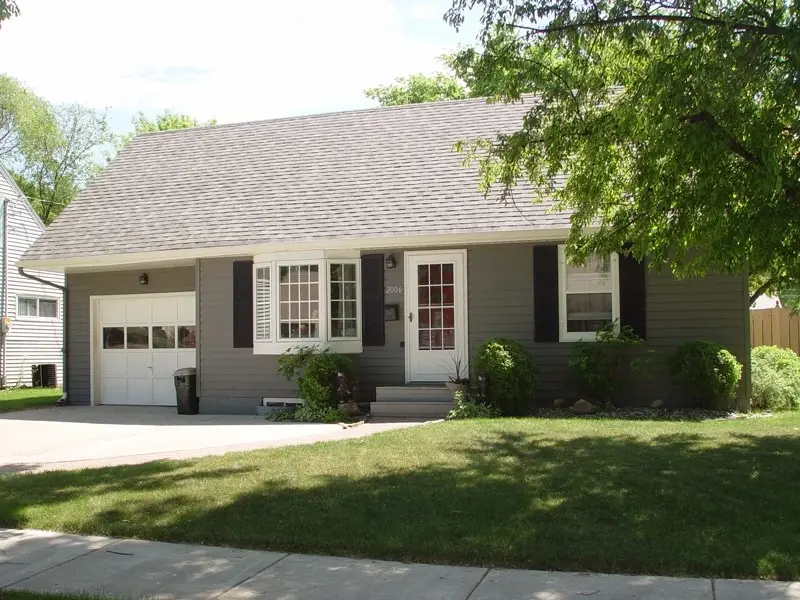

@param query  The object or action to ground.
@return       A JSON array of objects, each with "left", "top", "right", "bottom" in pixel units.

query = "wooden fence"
[{"left": 750, "top": 307, "right": 800, "bottom": 354}]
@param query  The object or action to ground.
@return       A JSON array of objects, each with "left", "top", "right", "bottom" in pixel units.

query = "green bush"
[
  {"left": 473, "top": 338, "right": 536, "bottom": 415},
  {"left": 668, "top": 341, "right": 742, "bottom": 410},
  {"left": 277, "top": 346, "right": 355, "bottom": 410},
  {"left": 568, "top": 322, "right": 648, "bottom": 408},
  {"left": 751, "top": 346, "right": 800, "bottom": 411},
  {"left": 264, "top": 409, "right": 295, "bottom": 422},
  {"left": 294, "top": 405, "right": 345, "bottom": 423},
  {"left": 447, "top": 390, "right": 501, "bottom": 420}
]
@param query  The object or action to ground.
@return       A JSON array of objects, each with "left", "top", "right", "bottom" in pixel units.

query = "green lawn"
[
  {"left": 2, "top": 414, "right": 799, "bottom": 580},
  {"left": 0, "top": 593, "right": 113, "bottom": 599},
  {"left": 0, "top": 388, "right": 61, "bottom": 413}
]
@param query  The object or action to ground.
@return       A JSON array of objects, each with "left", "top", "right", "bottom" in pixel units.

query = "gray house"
[
  {"left": 18, "top": 98, "right": 750, "bottom": 416},
  {"left": 0, "top": 164, "right": 64, "bottom": 388}
]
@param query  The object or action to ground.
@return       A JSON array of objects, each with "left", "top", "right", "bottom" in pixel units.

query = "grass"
[
  {"left": 0, "top": 388, "right": 61, "bottom": 413},
  {"left": 0, "top": 593, "right": 114, "bottom": 599},
  {"left": 2, "top": 414, "right": 800, "bottom": 580}
]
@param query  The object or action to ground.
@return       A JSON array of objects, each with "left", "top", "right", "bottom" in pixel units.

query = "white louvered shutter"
[{"left": 255, "top": 266, "right": 271, "bottom": 340}]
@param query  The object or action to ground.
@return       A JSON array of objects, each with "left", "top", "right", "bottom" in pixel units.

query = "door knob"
[{"left": 408, "top": 312, "right": 413, "bottom": 322}]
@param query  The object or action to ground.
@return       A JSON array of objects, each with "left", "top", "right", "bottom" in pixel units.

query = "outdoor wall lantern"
[
  {"left": 385, "top": 254, "right": 396, "bottom": 269},
  {"left": 138, "top": 273, "right": 149, "bottom": 285}
]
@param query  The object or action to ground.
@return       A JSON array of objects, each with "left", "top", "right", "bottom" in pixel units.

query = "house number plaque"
[{"left": 385, "top": 285, "right": 403, "bottom": 295}]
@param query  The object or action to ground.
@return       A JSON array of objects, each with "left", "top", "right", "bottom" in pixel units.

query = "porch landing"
[{"left": 370, "top": 386, "right": 452, "bottom": 419}]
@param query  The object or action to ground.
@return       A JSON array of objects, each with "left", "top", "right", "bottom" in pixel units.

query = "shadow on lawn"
[{"left": 1, "top": 429, "right": 798, "bottom": 581}]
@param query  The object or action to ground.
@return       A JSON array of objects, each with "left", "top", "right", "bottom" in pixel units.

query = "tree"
[
  {"left": 117, "top": 110, "right": 216, "bottom": 148},
  {"left": 0, "top": 75, "right": 59, "bottom": 159},
  {"left": 365, "top": 64, "right": 469, "bottom": 106},
  {"left": 0, "top": 0, "right": 18, "bottom": 28},
  {"left": 444, "top": 0, "right": 800, "bottom": 300},
  {"left": 13, "top": 103, "right": 113, "bottom": 224}
]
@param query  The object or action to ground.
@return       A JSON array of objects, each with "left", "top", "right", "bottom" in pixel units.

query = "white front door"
[
  {"left": 96, "top": 293, "right": 196, "bottom": 406},
  {"left": 404, "top": 250, "right": 468, "bottom": 382}
]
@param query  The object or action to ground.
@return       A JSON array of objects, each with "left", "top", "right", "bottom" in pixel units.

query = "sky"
[{"left": 0, "top": 0, "right": 480, "bottom": 134}]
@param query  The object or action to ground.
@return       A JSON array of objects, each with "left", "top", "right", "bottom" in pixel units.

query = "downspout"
[
  {"left": 1, "top": 198, "right": 8, "bottom": 387},
  {"left": 18, "top": 266, "right": 68, "bottom": 404}
]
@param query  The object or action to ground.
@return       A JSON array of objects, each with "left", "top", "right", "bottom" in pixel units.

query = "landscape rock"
[
  {"left": 650, "top": 399, "right": 664, "bottom": 408},
  {"left": 553, "top": 398, "right": 567, "bottom": 408},
  {"left": 570, "top": 399, "right": 595, "bottom": 414}
]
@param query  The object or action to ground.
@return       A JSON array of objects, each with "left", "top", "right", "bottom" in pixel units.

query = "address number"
[{"left": 385, "top": 285, "right": 403, "bottom": 295}]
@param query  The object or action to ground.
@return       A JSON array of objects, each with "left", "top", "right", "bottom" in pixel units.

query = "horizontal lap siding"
[
  {"left": 199, "top": 257, "right": 294, "bottom": 414},
  {"left": 66, "top": 267, "right": 196, "bottom": 405},
  {"left": 468, "top": 244, "right": 749, "bottom": 406}
]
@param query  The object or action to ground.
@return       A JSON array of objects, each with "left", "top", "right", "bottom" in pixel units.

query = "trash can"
[{"left": 174, "top": 367, "right": 198, "bottom": 415}]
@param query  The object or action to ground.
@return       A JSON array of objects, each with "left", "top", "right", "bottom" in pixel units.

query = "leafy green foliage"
[
  {"left": 568, "top": 323, "right": 648, "bottom": 407},
  {"left": 277, "top": 346, "right": 355, "bottom": 411},
  {"left": 445, "top": 0, "right": 800, "bottom": 289},
  {"left": 0, "top": 74, "right": 59, "bottom": 160},
  {"left": 294, "top": 405, "right": 346, "bottom": 423},
  {"left": 365, "top": 71, "right": 468, "bottom": 106},
  {"left": 263, "top": 409, "right": 296, "bottom": 422},
  {"left": 117, "top": 110, "right": 216, "bottom": 148},
  {"left": 751, "top": 346, "right": 800, "bottom": 411},
  {"left": 447, "top": 390, "right": 501, "bottom": 419},
  {"left": 668, "top": 341, "right": 743, "bottom": 409},
  {"left": 473, "top": 338, "right": 536, "bottom": 415},
  {"left": 0, "top": 0, "right": 18, "bottom": 28}
]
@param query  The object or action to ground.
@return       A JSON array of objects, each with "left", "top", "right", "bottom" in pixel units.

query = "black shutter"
[
  {"left": 619, "top": 253, "right": 647, "bottom": 339},
  {"left": 533, "top": 245, "right": 559, "bottom": 342},
  {"left": 361, "top": 254, "right": 385, "bottom": 346},
  {"left": 233, "top": 260, "right": 254, "bottom": 348}
]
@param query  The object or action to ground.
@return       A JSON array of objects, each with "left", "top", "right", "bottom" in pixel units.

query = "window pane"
[
  {"left": 103, "top": 327, "right": 124, "bottom": 349},
  {"left": 443, "top": 329, "right": 455, "bottom": 350},
  {"left": 279, "top": 264, "right": 320, "bottom": 340},
  {"left": 331, "top": 282, "right": 342, "bottom": 300},
  {"left": 331, "top": 302, "right": 342, "bottom": 318},
  {"left": 344, "top": 301, "right": 357, "bottom": 318},
  {"left": 566, "top": 293, "right": 613, "bottom": 333},
  {"left": 566, "top": 254, "right": 613, "bottom": 293},
  {"left": 309, "top": 264, "right": 319, "bottom": 282},
  {"left": 152, "top": 326, "right": 175, "bottom": 349},
  {"left": 18, "top": 298, "right": 37, "bottom": 317},
  {"left": 418, "top": 265, "right": 429, "bottom": 285},
  {"left": 430, "top": 264, "right": 441, "bottom": 285},
  {"left": 566, "top": 254, "right": 611, "bottom": 275},
  {"left": 343, "top": 283, "right": 356, "bottom": 300},
  {"left": 442, "top": 264, "right": 454, "bottom": 284},
  {"left": 330, "top": 263, "right": 342, "bottom": 281},
  {"left": 331, "top": 320, "right": 343, "bottom": 338},
  {"left": 178, "top": 326, "right": 196, "bottom": 349},
  {"left": 344, "top": 320, "right": 357, "bottom": 337},
  {"left": 39, "top": 299, "right": 58, "bottom": 318},
  {"left": 342, "top": 264, "right": 356, "bottom": 281},
  {"left": 126, "top": 327, "right": 149, "bottom": 349}
]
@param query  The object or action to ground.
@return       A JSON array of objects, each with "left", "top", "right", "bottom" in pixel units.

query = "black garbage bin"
[{"left": 174, "top": 367, "right": 199, "bottom": 415}]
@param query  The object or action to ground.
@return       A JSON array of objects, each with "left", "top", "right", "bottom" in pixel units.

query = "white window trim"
[
  {"left": 252, "top": 250, "right": 363, "bottom": 355},
  {"left": 15, "top": 295, "right": 60, "bottom": 321},
  {"left": 557, "top": 245, "right": 620, "bottom": 342}
]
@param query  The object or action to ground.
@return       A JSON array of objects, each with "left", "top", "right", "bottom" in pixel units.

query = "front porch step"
[
  {"left": 375, "top": 386, "right": 452, "bottom": 403},
  {"left": 369, "top": 401, "right": 452, "bottom": 419}
]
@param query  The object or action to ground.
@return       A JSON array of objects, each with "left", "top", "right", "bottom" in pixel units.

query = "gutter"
[
  {"left": 18, "top": 266, "right": 68, "bottom": 405},
  {"left": 1, "top": 199, "right": 7, "bottom": 386}
]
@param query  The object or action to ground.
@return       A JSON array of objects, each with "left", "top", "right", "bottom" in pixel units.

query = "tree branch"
[
  {"left": 750, "top": 278, "right": 776, "bottom": 305},
  {"left": 512, "top": 14, "right": 791, "bottom": 36},
  {"left": 683, "top": 110, "right": 764, "bottom": 166}
]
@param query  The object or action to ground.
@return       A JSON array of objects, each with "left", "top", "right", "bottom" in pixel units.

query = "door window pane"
[
  {"left": 39, "top": 299, "right": 58, "bottom": 318},
  {"left": 103, "top": 327, "right": 124, "bottom": 349},
  {"left": 178, "top": 326, "right": 196, "bottom": 348},
  {"left": 126, "top": 327, "right": 149, "bottom": 349},
  {"left": 152, "top": 326, "right": 175, "bottom": 349}
]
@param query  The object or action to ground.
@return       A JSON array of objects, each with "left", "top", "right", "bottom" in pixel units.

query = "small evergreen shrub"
[
  {"left": 568, "top": 322, "right": 648, "bottom": 408},
  {"left": 447, "top": 390, "right": 501, "bottom": 420},
  {"left": 264, "top": 409, "right": 295, "bottom": 422},
  {"left": 473, "top": 338, "right": 536, "bottom": 415},
  {"left": 751, "top": 346, "right": 800, "bottom": 411},
  {"left": 668, "top": 341, "right": 742, "bottom": 409},
  {"left": 277, "top": 346, "right": 355, "bottom": 411}
]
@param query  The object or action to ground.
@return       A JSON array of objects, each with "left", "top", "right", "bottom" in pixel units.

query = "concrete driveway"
[{"left": 0, "top": 406, "right": 421, "bottom": 473}]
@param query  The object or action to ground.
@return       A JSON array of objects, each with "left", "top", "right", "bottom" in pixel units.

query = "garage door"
[{"left": 97, "top": 293, "right": 196, "bottom": 405}]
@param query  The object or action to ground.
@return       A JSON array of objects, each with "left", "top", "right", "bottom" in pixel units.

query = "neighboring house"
[
  {"left": 751, "top": 294, "right": 782, "bottom": 310},
  {"left": 18, "top": 97, "right": 750, "bottom": 416},
  {"left": 0, "top": 164, "right": 64, "bottom": 388}
]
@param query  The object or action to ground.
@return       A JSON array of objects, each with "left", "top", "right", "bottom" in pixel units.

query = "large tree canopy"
[
  {"left": 0, "top": 0, "right": 18, "bottom": 29},
  {"left": 365, "top": 70, "right": 469, "bottom": 106},
  {"left": 442, "top": 0, "right": 799, "bottom": 300}
]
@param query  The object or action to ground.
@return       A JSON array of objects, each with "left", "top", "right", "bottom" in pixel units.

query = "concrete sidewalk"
[{"left": 1, "top": 529, "right": 797, "bottom": 600}]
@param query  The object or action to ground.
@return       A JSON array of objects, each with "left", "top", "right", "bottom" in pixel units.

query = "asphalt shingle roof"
[{"left": 23, "top": 96, "right": 571, "bottom": 262}]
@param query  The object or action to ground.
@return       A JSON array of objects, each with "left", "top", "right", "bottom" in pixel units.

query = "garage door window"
[
  {"left": 126, "top": 327, "right": 149, "bottom": 349},
  {"left": 178, "top": 326, "right": 196, "bottom": 348},
  {"left": 103, "top": 327, "right": 124, "bottom": 349},
  {"left": 152, "top": 326, "right": 176, "bottom": 349}
]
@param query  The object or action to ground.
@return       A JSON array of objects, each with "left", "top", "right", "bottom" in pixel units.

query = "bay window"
[
  {"left": 558, "top": 245, "right": 619, "bottom": 342},
  {"left": 252, "top": 251, "right": 362, "bottom": 354}
]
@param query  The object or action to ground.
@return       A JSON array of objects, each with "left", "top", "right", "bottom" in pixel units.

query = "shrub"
[
  {"left": 447, "top": 390, "right": 501, "bottom": 420},
  {"left": 473, "top": 338, "right": 536, "bottom": 415},
  {"left": 294, "top": 405, "right": 345, "bottom": 423},
  {"left": 277, "top": 346, "right": 355, "bottom": 410},
  {"left": 263, "top": 409, "right": 295, "bottom": 422},
  {"left": 568, "top": 322, "right": 649, "bottom": 408},
  {"left": 668, "top": 341, "right": 742, "bottom": 410},
  {"left": 751, "top": 346, "right": 800, "bottom": 411}
]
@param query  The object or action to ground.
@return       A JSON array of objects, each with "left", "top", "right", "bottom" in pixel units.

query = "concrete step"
[
  {"left": 375, "top": 386, "right": 452, "bottom": 403},
  {"left": 370, "top": 401, "right": 452, "bottom": 419}
]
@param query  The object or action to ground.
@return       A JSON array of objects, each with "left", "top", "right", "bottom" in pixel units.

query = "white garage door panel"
[{"left": 97, "top": 293, "right": 196, "bottom": 406}]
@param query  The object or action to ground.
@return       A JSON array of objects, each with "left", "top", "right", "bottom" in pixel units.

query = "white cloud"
[{"left": 0, "top": 0, "right": 478, "bottom": 131}]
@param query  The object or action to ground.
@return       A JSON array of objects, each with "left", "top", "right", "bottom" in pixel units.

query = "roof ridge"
[{"left": 134, "top": 94, "right": 534, "bottom": 139}]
